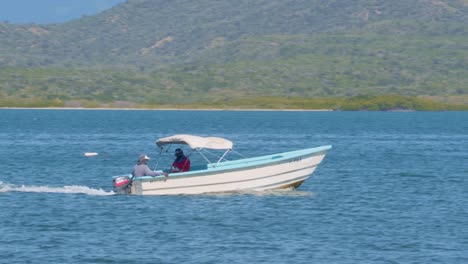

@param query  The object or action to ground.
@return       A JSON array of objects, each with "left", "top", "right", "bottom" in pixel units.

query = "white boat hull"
[{"left": 126, "top": 146, "right": 331, "bottom": 195}]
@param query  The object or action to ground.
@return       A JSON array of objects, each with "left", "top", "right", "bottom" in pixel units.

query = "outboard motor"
[{"left": 113, "top": 175, "right": 132, "bottom": 194}]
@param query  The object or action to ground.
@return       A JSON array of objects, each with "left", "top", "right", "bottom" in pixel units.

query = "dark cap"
[{"left": 175, "top": 148, "right": 183, "bottom": 153}]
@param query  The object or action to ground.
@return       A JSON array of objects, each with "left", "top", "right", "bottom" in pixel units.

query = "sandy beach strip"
[{"left": 0, "top": 107, "right": 334, "bottom": 111}]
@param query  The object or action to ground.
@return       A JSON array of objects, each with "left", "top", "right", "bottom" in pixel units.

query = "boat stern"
[{"left": 112, "top": 175, "right": 132, "bottom": 194}]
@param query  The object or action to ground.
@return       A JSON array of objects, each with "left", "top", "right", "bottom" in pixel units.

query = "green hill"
[{"left": 0, "top": 0, "right": 467, "bottom": 108}]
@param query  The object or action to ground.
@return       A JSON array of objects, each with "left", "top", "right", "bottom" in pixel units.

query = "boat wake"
[{"left": 0, "top": 181, "right": 114, "bottom": 196}]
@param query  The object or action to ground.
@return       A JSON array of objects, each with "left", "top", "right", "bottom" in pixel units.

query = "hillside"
[{"left": 0, "top": 0, "right": 467, "bottom": 106}]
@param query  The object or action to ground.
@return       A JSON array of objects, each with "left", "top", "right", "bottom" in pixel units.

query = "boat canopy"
[{"left": 156, "top": 134, "right": 233, "bottom": 150}]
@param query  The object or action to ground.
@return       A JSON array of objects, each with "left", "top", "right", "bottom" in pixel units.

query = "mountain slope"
[
  {"left": 1, "top": 0, "right": 467, "bottom": 66},
  {"left": 0, "top": 0, "right": 467, "bottom": 104}
]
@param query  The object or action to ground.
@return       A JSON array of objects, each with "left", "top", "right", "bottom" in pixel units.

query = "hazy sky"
[{"left": 0, "top": 0, "right": 126, "bottom": 24}]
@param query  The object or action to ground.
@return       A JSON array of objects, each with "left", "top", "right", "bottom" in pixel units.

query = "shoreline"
[{"left": 0, "top": 107, "right": 334, "bottom": 111}]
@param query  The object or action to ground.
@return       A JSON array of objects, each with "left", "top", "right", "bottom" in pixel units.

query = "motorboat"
[{"left": 113, "top": 134, "right": 331, "bottom": 195}]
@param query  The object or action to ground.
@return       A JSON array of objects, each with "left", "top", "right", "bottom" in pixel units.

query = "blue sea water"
[{"left": 0, "top": 109, "right": 467, "bottom": 263}]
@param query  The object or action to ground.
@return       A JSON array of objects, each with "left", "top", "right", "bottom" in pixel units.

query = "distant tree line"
[{"left": 1, "top": 95, "right": 466, "bottom": 111}]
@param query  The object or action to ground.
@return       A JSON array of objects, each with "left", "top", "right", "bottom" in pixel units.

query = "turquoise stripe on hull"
[{"left": 135, "top": 145, "right": 332, "bottom": 183}]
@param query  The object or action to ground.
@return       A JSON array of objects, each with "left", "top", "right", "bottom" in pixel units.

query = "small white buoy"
[{"left": 84, "top": 152, "right": 98, "bottom": 157}]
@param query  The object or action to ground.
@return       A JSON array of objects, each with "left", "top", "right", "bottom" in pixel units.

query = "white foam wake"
[{"left": 0, "top": 181, "right": 114, "bottom": 196}]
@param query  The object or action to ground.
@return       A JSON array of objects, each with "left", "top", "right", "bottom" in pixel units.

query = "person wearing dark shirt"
[
  {"left": 171, "top": 148, "right": 190, "bottom": 172},
  {"left": 132, "top": 154, "right": 168, "bottom": 177}
]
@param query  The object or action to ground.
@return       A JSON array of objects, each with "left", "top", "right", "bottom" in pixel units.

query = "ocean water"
[{"left": 0, "top": 109, "right": 467, "bottom": 263}]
